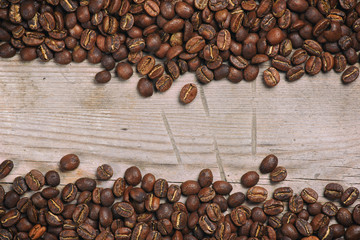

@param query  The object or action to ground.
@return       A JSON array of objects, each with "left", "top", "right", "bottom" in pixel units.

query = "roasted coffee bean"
[
  {"left": 13, "top": 176, "right": 28, "bottom": 195},
  {"left": 198, "top": 169, "right": 213, "bottom": 188},
  {"left": 303, "top": 39, "right": 323, "bottom": 56},
  {"left": 270, "top": 166, "right": 287, "bottom": 182},
  {"left": 137, "top": 78, "right": 154, "bottom": 98},
  {"left": 199, "top": 215, "right": 216, "bottom": 234},
  {"left": 95, "top": 70, "right": 111, "bottom": 84},
  {"left": 300, "top": 188, "right": 318, "bottom": 204},
  {"left": 263, "top": 199, "right": 284, "bottom": 216},
  {"left": 241, "top": 171, "right": 259, "bottom": 188},
  {"left": 179, "top": 83, "right": 197, "bottom": 104},
  {"left": 324, "top": 183, "right": 344, "bottom": 200},
  {"left": 342, "top": 66, "right": 359, "bottom": 83},
  {"left": 45, "top": 170, "right": 60, "bottom": 187},
  {"left": 186, "top": 36, "right": 205, "bottom": 53},
  {"left": 295, "top": 218, "right": 313, "bottom": 237},
  {"left": 77, "top": 223, "right": 96, "bottom": 240},
  {"left": 25, "top": 169, "right": 45, "bottom": 191},
  {"left": 321, "top": 52, "right": 334, "bottom": 72},
  {"left": 259, "top": 155, "right": 278, "bottom": 173},
  {"left": 291, "top": 49, "right": 308, "bottom": 65},
  {"left": 206, "top": 203, "right": 222, "bottom": 222},
  {"left": 305, "top": 56, "right": 322, "bottom": 76},
  {"left": 96, "top": 164, "right": 113, "bottom": 180},
  {"left": 116, "top": 62, "right": 133, "bottom": 80},
  {"left": 322, "top": 202, "right": 338, "bottom": 217},
  {"left": 113, "top": 202, "right": 135, "bottom": 218},
  {"left": 48, "top": 198, "right": 64, "bottom": 215},
  {"left": 286, "top": 66, "right": 305, "bottom": 81},
  {"left": 0, "top": 160, "right": 13, "bottom": 179},
  {"left": 266, "top": 27, "right": 286, "bottom": 45},
  {"left": 289, "top": 194, "right": 304, "bottom": 213},
  {"left": 247, "top": 186, "right": 268, "bottom": 203},
  {"left": 75, "top": 178, "right": 96, "bottom": 192},
  {"left": 60, "top": 154, "right": 80, "bottom": 171},
  {"left": 62, "top": 183, "right": 78, "bottom": 203},
  {"left": 4, "top": 190, "right": 20, "bottom": 209},
  {"left": 212, "top": 181, "right": 232, "bottom": 195},
  {"left": 273, "top": 187, "right": 293, "bottom": 201},
  {"left": 196, "top": 66, "right": 213, "bottom": 84},
  {"left": 156, "top": 75, "right": 173, "bottom": 92},
  {"left": 341, "top": 187, "right": 359, "bottom": 206},
  {"left": 334, "top": 54, "right": 347, "bottom": 73},
  {"left": 229, "top": 55, "right": 248, "bottom": 69},
  {"left": 263, "top": 67, "right": 280, "bottom": 87},
  {"left": 165, "top": 60, "right": 180, "bottom": 80},
  {"left": 1, "top": 209, "right": 20, "bottom": 227}
]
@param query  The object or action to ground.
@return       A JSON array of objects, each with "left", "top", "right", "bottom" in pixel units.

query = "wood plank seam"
[{"left": 161, "top": 110, "right": 182, "bottom": 164}]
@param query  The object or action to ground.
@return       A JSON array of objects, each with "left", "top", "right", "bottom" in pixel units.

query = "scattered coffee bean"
[
  {"left": 180, "top": 83, "right": 197, "bottom": 104},
  {"left": 60, "top": 154, "right": 80, "bottom": 171}
]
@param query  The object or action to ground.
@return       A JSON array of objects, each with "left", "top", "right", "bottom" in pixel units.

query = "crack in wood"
[{"left": 161, "top": 110, "right": 182, "bottom": 164}]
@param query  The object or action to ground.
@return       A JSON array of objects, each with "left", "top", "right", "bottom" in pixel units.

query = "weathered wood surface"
[{"left": 0, "top": 55, "right": 359, "bottom": 201}]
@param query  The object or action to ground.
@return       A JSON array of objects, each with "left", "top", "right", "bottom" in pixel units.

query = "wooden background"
[{"left": 0, "top": 55, "right": 359, "bottom": 202}]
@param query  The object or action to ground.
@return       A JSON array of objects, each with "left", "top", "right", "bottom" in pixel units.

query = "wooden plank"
[{"left": 0, "top": 55, "right": 360, "bottom": 199}]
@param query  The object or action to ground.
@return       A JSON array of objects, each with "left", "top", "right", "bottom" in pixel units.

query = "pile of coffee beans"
[
  {"left": 0, "top": 153, "right": 360, "bottom": 239},
  {"left": 0, "top": 0, "right": 360, "bottom": 104}
]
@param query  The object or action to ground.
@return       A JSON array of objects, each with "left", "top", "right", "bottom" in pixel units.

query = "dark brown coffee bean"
[
  {"left": 60, "top": 154, "right": 80, "bottom": 171},
  {"left": 77, "top": 223, "right": 96, "bottom": 240},
  {"left": 212, "top": 181, "right": 232, "bottom": 195},
  {"left": 196, "top": 66, "right": 213, "bottom": 84},
  {"left": 263, "top": 199, "right": 284, "bottom": 216},
  {"left": 47, "top": 198, "right": 64, "bottom": 215},
  {"left": 241, "top": 171, "right": 259, "bottom": 188},
  {"left": 341, "top": 187, "right": 359, "bottom": 206},
  {"left": 113, "top": 202, "right": 135, "bottom": 218},
  {"left": 166, "top": 45, "right": 183, "bottom": 60},
  {"left": 289, "top": 194, "right": 304, "bottom": 213},
  {"left": 163, "top": 19, "right": 185, "bottom": 33},
  {"left": 25, "top": 169, "right": 45, "bottom": 191},
  {"left": 165, "top": 60, "right": 180, "bottom": 80},
  {"left": 247, "top": 186, "right": 268, "bottom": 203},
  {"left": 334, "top": 53, "right": 347, "bottom": 73},
  {"left": 136, "top": 78, "right": 153, "bottom": 98},
  {"left": 116, "top": 62, "right": 133, "bottom": 80},
  {"left": 273, "top": 187, "right": 293, "bottom": 201},
  {"left": 336, "top": 208, "right": 353, "bottom": 227},
  {"left": 0, "top": 160, "right": 13, "bottom": 179},
  {"left": 321, "top": 52, "right": 334, "bottom": 72},
  {"left": 263, "top": 67, "right": 280, "bottom": 87},
  {"left": 198, "top": 169, "right": 213, "bottom": 188},
  {"left": 266, "top": 27, "right": 286, "bottom": 45},
  {"left": 345, "top": 225, "right": 360, "bottom": 240},
  {"left": 95, "top": 164, "right": 113, "bottom": 180},
  {"left": 62, "top": 183, "right": 78, "bottom": 203},
  {"left": 270, "top": 166, "right": 287, "bottom": 182},
  {"left": 127, "top": 38, "right": 145, "bottom": 53},
  {"left": 300, "top": 188, "right": 318, "bottom": 204},
  {"left": 286, "top": 66, "right": 305, "bottom": 81},
  {"left": 43, "top": 170, "right": 60, "bottom": 187},
  {"left": 324, "top": 183, "right": 344, "bottom": 200},
  {"left": 259, "top": 154, "right": 278, "bottom": 173},
  {"left": 213, "top": 64, "right": 229, "bottom": 80},
  {"left": 305, "top": 56, "right": 322, "bottom": 76},
  {"left": 295, "top": 218, "right": 313, "bottom": 237},
  {"left": 291, "top": 49, "right": 308, "bottom": 65},
  {"left": 342, "top": 66, "right": 359, "bottom": 83},
  {"left": 230, "top": 207, "right": 247, "bottom": 227},
  {"left": 229, "top": 55, "right": 248, "bottom": 70},
  {"left": 1, "top": 209, "right": 20, "bottom": 227},
  {"left": 171, "top": 211, "right": 187, "bottom": 230},
  {"left": 94, "top": 70, "right": 111, "bottom": 84},
  {"left": 199, "top": 215, "right": 216, "bottom": 234},
  {"left": 156, "top": 75, "right": 173, "bottom": 92},
  {"left": 206, "top": 203, "right": 222, "bottom": 222},
  {"left": 144, "top": 0, "right": 160, "bottom": 17},
  {"left": 158, "top": 219, "right": 172, "bottom": 236},
  {"left": 4, "top": 190, "right": 19, "bottom": 209},
  {"left": 20, "top": 47, "right": 37, "bottom": 61},
  {"left": 186, "top": 36, "right": 205, "bottom": 54},
  {"left": 179, "top": 83, "right": 197, "bottom": 104},
  {"left": 225, "top": 192, "right": 244, "bottom": 208},
  {"left": 303, "top": 39, "right": 323, "bottom": 56},
  {"left": 322, "top": 202, "right": 338, "bottom": 217},
  {"left": 73, "top": 203, "right": 89, "bottom": 225},
  {"left": 59, "top": 230, "right": 78, "bottom": 240},
  {"left": 13, "top": 176, "right": 28, "bottom": 195}
]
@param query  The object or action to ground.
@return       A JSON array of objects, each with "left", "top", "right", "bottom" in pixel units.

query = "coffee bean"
[
  {"left": 77, "top": 223, "right": 96, "bottom": 240},
  {"left": 156, "top": 75, "right": 173, "bottom": 92},
  {"left": 95, "top": 70, "right": 111, "bottom": 83},
  {"left": 241, "top": 171, "right": 259, "bottom": 188},
  {"left": 62, "top": 183, "right": 78, "bottom": 203},
  {"left": 186, "top": 36, "right": 205, "bottom": 53},
  {"left": 266, "top": 27, "right": 286, "bottom": 45},
  {"left": 303, "top": 39, "right": 323, "bottom": 56},
  {"left": 116, "top": 62, "right": 133, "bottom": 80},
  {"left": 324, "top": 183, "right": 344, "bottom": 200},
  {"left": 199, "top": 215, "right": 216, "bottom": 234},
  {"left": 13, "top": 176, "right": 28, "bottom": 195},
  {"left": 180, "top": 83, "right": 197, "bottom": 104},
  {"left": 45, "top": 170, "right": 60, "bottom": 187},
  {"left": 96, "top": 164, "right": 113, "bottom": 180},
  {"left": 0, "top": 160, "right": 13, "bottom": 179},
  {"left": 322, "top": 202, "right": 338, "bottom": 217},
  {"left": 300, "top": 188, "right": 318, "bottom": 204},
  {"left": 212, "top": 181, "right": 232, "bottom": 195},
  {"left": 341, "top": 187, "right": 359, "bottom": 206},
  {"left": 263, "top": 67, "right": 280, "bottom": 87},
  {"left": 342, "top": 66, "right": 359, "bottom": 83},
  {"left": 270, "top": 166, "right": 287, "bottom": 182},
  {"left": 137, "top": 56, "right": 155, "bottom": 75},
  {"left": 263, "top": 199, "right": 284, "bottom": 216},
  {"left": 291, "top": 49, "right": 308, "bottom": 65},
  {"left": 60, "top": 154, "right": 80, "bottom": 171},
  {"left": 247, "top": 186, "right": 268, "bottom": 203},
  {"left": 295, "top": 218, "right": 313, "bottom": 237},
  {"left": 196, "top": 66, "right": 213, "bottom": 84},
  {"left": 289, "top": 194, "right": 304, "bottom": 213},
  {"left": 217, "top": 29, "right": 231, "bottom": 51},
  {"left": 25, "top": 169, "right": 45, "bottom": 191},
  {"left": 75, "top": 177, "right": 96, "bottom": 192},
  {"left": 305, "top": 56, "right": 322, "bottom": 76},
  {"left": 334, "top": 53, "right": 347, "bottom": 73},
  {"left": 273, "top": 187, "right": 293, "bottom": 201},
  {"left": 1, "top": 209, "right": 21, "bottom": 227},
  {"left": 286, "top": 66, "right": 305, "bottom": 81}
]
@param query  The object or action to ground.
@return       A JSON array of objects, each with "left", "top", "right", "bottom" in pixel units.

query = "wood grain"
[{"left": 0, "top": 55, "right": 359, "bottom": 203}]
